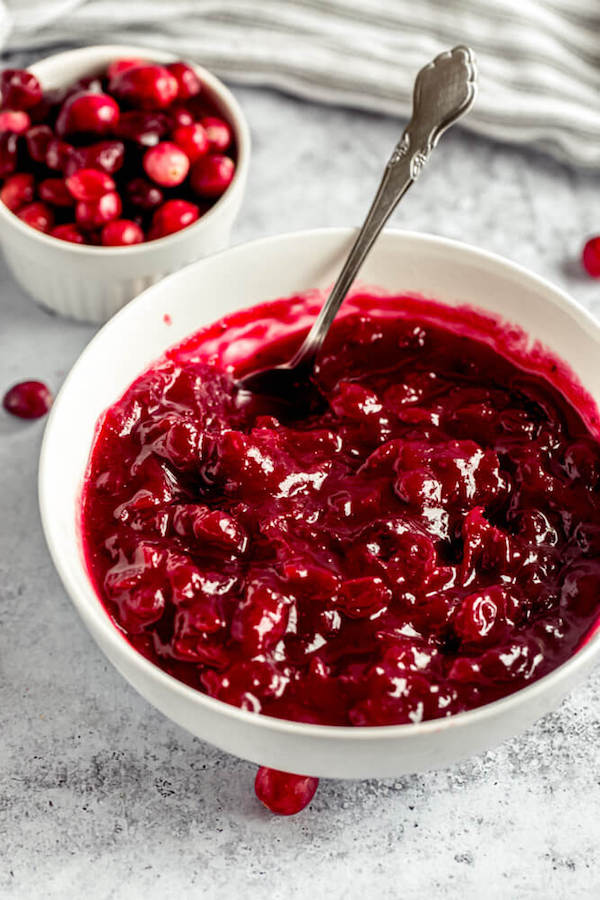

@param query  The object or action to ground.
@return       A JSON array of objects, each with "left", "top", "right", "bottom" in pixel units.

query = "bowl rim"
[
  {"left": 38, "top": 226, "right": 600, "bottom": 742},
  {"left": 0, "top": 43, "right": 250, "bottom": 255}
]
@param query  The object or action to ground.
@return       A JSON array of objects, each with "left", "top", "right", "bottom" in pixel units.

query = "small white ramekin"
[
  {"left": 0, "top": 45, "right": 250, "bottom": 323},
  {"left": 39, "top": 228, "right": 600, "bottom": 779}
]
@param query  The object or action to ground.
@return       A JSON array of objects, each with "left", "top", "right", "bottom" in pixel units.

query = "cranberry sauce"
[{"left": 81, "top": 291, "right": 600, "bottom": 726}]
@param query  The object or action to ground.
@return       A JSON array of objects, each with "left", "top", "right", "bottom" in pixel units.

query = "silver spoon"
[{"left": 239, "top": 45, "right": 478, "bottom": 409}]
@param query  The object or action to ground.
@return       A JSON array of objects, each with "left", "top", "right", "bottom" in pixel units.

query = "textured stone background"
[{"left": 1, "top": 85, "right": 600, "bottom": 899}]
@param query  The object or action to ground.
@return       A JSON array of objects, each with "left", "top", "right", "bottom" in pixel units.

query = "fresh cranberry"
[
  {"left": 56, "top": 91, "right": 120, "bottom": 137},
  {"left": 101, "top": 219, "right": 144, "bottom": 246},
  {"left": 143, "top": 141, "right": 190, "bottom": 187},
  {"left": 78, "top": 140, "right": 125, "bottom": 175},
  {"left": 0, "top": 110, "right": 30, "bottom": 134},
  {"left": 582, "top": 237, "right": 600, "bottom": 278},
  {"left": 169, "top": 106, "right": 194, "bottom": 128},
  {"left": 167, "top": 62, "right": 202, "bottom": 99},
  {"left": 148, "top": 199, "right": 199, "bottom": 238},
  {"left": 190, "top": 153, "right": 234, "bottom": 197},
  {"left": 66, "top": 168, "right": 115, "bottom": 201},
  {"left": 254, "top": 767, "right": 319, "bottom": 816},
  {"left": 0, "top": 132, "right": 18, "bottom": 177},
  {"left": 125, "top": 177, "right": 163, "bottom": 211},
  {"left": 76, "top": 191, "right": 121, "bottom": 229},
  {"left": 111, "top": 64, "right": 178, "bottom": 110},
  {"left": 38, "top": 177, "right": 74, "bottom": 207},
  {"left": 0, "top": 172, "right": 34, "bottom": 211},
  {"left": 45, "top": 138, "right": 75, "bottom": 172},
  {"left": 115, "top": 110, "right": 170, "bottom": 146},
  {"left": 24, "top": 124, "right": 53, "bottom": 162},
  {"left": 172, "top": 123, "right": 209, "bottom": 162},
  {"left": 107, "top": 58, "right": 147, "bottom": 82},
  {"left": 17, "top": 201, "right": 53, "bottom": 232},
  {"left": 3, "top": 380, "right": 52, "bottom": 418},
  {"left": 50, "top": 223, "right": 86, "bottom": 244},
  {"left": 0, "top": 69, "right": 42, "bottom": 110},
  {"left": 200, "top": 116, "right": 232, "bottom": 152}
]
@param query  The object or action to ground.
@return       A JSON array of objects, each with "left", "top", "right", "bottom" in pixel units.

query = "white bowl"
[
  {"left": 39, "top": 228, "right": 600, "bottom": 778},
  {"left": 0, "top": 45, "right": 250, "bottom": 324}
]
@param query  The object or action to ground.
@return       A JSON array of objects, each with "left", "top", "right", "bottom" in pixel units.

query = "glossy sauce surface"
[{"left": 81, "top": 292, "right": 600, "bottom": 726}]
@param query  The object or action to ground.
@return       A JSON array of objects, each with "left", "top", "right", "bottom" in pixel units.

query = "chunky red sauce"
[{"left": 81, "top": 291, "right": 600, "bottom": 726}]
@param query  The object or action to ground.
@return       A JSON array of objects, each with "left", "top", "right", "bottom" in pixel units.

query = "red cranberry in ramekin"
[{"left": 0, "top": 44, "right": 249, "bottom": 323}]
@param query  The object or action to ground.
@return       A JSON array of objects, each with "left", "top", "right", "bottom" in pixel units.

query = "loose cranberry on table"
[
  {"left": 0, "top": 60, "right": 237, "bottom": 244},
  {"left": 3, "top": 380, "right": 52, "bottom": 419},
  {"left": 582, "top": 236, "right": 600, "bottom": 278},
  {"left": 255, "top": 767, "right": 319, "bottom": 816}
]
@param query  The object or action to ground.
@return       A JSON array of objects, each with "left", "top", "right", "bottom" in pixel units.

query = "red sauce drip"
[{"left": 80, "top": 292, "right": 600, "bottom": 726}]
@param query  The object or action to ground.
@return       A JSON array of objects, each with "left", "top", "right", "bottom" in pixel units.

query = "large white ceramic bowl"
[
  {"left": 39, "top": 228, "right": 600, "bottom": 778},
  {"left": 0, "top": 45, "right": 250, "bottom": 323}
]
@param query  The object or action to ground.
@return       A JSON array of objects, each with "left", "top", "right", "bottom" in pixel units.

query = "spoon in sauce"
[{"left": 239, "top": 45, "right": 478, "bottom": 411}]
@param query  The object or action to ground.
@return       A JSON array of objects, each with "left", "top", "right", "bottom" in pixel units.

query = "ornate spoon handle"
[{"left": 291, "top": 45, "right": 478, "bottom": 370}]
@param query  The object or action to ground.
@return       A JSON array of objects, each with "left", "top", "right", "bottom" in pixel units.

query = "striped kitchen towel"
[{"left": 0, "top": 0, "right": 598, "bottom": 168}]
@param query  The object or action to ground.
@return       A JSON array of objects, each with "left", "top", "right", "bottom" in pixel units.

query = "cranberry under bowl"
[
  {"left": 0, "top": 45, "right": 249, "bottom": 323},
  {"left": 39, "top": 229, "right": 600, "bottom": 779}
]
